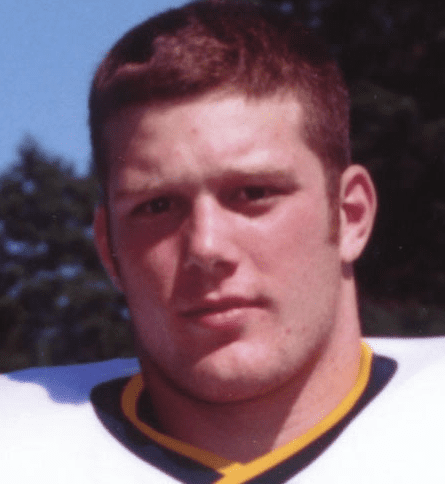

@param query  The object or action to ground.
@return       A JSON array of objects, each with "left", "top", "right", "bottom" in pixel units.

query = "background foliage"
[
  {"left": 0, "top": 141, "right": 133, "bottom": 371},
  {"left": 1, "top": 0, "right": 445, "bottom": 371}
]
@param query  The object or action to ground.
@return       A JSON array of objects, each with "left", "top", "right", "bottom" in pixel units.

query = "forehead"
[
  {"left": 105, "top": 93, "right": 302, "bottom": 149},
  {"left": 103, "top": 94, "right": 323, "bottom": 193}
]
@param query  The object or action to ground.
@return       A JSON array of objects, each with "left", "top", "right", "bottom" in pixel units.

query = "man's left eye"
[{"left": 238, "top": 186, "right": 274, "bottom": 201}]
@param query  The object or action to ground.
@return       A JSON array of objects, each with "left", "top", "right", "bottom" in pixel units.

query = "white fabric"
[
  {"left": 1, "top": 337, "right": 445, "bottom": 483},
  {"left": 295, "top": 337, "right": 445, "bottom": 483}
]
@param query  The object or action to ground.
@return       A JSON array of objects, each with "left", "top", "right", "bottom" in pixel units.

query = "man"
[{"left": 1, "top": 1, "right": 445, "bottom": 482}]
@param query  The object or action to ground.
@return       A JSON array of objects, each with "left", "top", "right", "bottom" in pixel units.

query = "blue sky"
[{"left": 1, "top": 0, "right": 187, "bottom": 176}]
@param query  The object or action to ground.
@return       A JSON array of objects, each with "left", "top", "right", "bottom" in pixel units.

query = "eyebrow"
[{"left": 112, "top": 167, "right": 298, "bottom": 202}]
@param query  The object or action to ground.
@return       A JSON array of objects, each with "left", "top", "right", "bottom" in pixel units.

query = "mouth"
[{"left": 177, "top": 297, "right": 266, "bottom": 328}]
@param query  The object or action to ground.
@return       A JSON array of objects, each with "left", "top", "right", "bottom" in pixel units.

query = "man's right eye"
[{"left": 136, "top": 196, "right": 173, "bottom": 215}]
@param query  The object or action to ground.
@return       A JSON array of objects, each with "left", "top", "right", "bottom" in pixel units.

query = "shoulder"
[
  {"left": 0, "top": 357, "right": 141, "bottom": 427},
  {"left": 367, "top": 335, "right": 445, "bottom": 370},
  {"left": 297, "top": 336, "right": 445, "bottom": 483},
  {"left": 0, "top": 359, "right": 177, "bottom": 483},
  {"left": 366, "top": 336, "right": 445, "bottom": 404},
  {"left": 0, "top": 358, "right": 141, "bottom": 446}
]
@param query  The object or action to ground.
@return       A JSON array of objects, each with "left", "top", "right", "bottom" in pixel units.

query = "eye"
[
  {"left": 135, "top": 196, "right": 175, "bottom": 215},
  {"left": 237, "top": 186, "right": 277, "bottom": 202},
  {"left": 224, "top": 184, "right": 285, "bottom": 216}
]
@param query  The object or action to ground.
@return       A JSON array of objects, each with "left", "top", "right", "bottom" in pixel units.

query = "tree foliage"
[{"left": 0, "top": 140, "right": 133, "bottom": 372}]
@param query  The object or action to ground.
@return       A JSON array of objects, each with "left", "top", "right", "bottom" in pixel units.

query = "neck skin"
[{"left": 139, "top": 275, "right": 362, "bottom": 463}]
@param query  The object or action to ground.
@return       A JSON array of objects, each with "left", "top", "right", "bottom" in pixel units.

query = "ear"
[
  {"left": 93, "top": 204, "right": 123, "bottom": 291},
  {"left": 339, "top": 165, "right": 377, "bottom": 263}
]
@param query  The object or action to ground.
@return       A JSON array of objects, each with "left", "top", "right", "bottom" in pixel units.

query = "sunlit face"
[{"left": 100, "top": 94, "right": 344, "bottom": 403}]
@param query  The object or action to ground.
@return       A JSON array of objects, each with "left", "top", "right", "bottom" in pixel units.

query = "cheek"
[
  {"left": 115, "top": 224, "right": 181, "bottom": 302},
  {"left": 248, "top": 197, "right": 332, "bottom": 274}
]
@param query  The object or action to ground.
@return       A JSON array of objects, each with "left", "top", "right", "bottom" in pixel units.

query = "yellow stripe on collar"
[
  {"left": 213, "top": 341, "right": 373, "bottom": 483},
  {"left": 121, "top": 373, "right": 233, "bottom": 471},
  {"left": 121, "top": 341, "right": 373, "bottom": 483}
]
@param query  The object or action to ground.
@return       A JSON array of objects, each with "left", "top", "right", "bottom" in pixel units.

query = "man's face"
[{"left": 99, "top": 94, "right": 344, "bottom": 403}]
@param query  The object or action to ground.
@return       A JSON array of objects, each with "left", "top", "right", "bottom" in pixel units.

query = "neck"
[{"left": 140, "top": 279, "right": 362, "bottom": 463}]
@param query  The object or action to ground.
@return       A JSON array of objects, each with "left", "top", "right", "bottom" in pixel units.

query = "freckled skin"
[{"left": 96, "top": 94, "right": 351, "bottom": 403}]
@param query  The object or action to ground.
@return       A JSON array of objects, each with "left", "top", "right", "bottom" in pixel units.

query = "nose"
[{"left": 182, "top": 194, "right": 238, "bottom": 277}]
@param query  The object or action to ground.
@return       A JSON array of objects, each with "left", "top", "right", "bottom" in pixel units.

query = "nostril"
[{"left": 183, "top": 252, "right": 220, "bottom": 271}]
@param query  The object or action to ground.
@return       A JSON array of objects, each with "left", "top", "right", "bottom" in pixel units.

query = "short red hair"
[{"left": 89, "top": 0, "right": 351, "bottom": 206}]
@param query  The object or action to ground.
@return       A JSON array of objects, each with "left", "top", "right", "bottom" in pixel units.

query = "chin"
[
  {"left": 139, "top": 334, "right": 317, "bottom": 404},
  {"left": 178, "top": 371, "right": 277, "bottom": 404},
  {"left": 168, "top": 347, "right": 298, "bottom": 404}
]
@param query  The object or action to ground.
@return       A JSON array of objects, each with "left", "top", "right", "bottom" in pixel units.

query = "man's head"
[
  {"left": 89, "top": 0, "right": 351, "bottom": 207},
  {"left": 92, "top": 0, "right": 376, "bottom": 405}
]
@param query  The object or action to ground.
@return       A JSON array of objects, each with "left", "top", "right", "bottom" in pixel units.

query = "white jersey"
[{"left": 1, "top": 337, "right": 445, "bottom": 483}]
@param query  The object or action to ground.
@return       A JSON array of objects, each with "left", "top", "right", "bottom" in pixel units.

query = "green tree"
[{"left": 0, "top": 140, "right": 134, "bottom": 372}]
